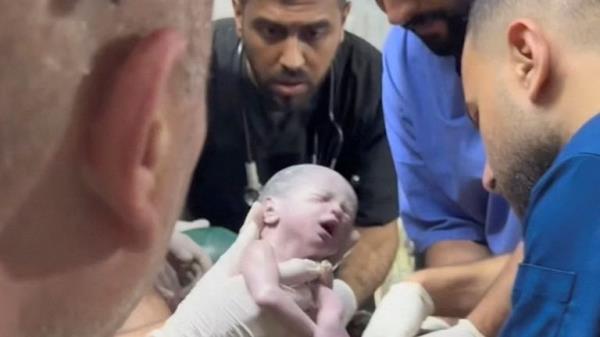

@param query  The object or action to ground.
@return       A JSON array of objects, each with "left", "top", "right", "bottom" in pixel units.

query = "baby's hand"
[{"left": 318, "top": 260, "right": 334, "bottom": 287}]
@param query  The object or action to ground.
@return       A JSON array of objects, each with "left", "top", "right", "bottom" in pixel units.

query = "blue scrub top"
[
  {"left": 501, "top": 114, "right": 600, "bottom": 336},
  {"left": 382, "top": 26, "right": 521, "bottom": 255}
]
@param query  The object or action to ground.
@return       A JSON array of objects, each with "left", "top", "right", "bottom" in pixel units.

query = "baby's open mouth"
[{"left": 319, "top": 219, "right": 338, "bottom": 237}]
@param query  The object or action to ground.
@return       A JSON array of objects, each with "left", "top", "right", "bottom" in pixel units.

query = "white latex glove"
[
  {"left": 332, "top": 279, "right": 358, "bottom": 326},
  {"left": 151, "top": 203, "right": 328, "bottom": 337},
  {"left": 155, "top": 230, "right": 214, "bottom": 310},
  {"left": 420, "top": 320, "right": 486, "bottom": 337},
  {"left": 168, "top": 228, "right": 213, "bottom": 268},
  {"left": 362, "top": 282, "right": 434, "bottom": 337}
]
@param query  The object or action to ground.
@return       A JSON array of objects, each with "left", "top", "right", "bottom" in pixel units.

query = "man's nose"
[
  {"left": 482, "top": 161, "right": 497, "bottom": 192},
  {"left": 279, "top": 37, "right": 305, "bottom": 72}
]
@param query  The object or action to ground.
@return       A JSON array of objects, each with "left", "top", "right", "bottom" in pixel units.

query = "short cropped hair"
[
  {"left": 468, "top": 0, "right": 600, "bottom": 50},
  {"left": 238, "top": 0, "right": 349, "bottom": 8}
]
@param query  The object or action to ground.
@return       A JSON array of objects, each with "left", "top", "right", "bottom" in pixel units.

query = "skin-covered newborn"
[{"left": 241, "top": 164, "right": 359, "bottom": 337}]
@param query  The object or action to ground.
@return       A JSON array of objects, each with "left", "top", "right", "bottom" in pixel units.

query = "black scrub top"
[{"left": 185, "top": 18, "right": 398, "bottom": 232}]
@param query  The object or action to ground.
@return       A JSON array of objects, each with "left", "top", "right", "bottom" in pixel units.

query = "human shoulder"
[
  {"left": 207, "top": 18, "right": 244, "bottom": 119},
  {"left": 527, "top": 154, "right": 600, "bottom": 224},
  {"left": 340, "top": 31, "right": 381, "bottom": 62},
  {"left": 336, "top": 31, "right": 382, "bottom": 75},
  {"left": 213, "top": 17, "right": 238, "bottom": 42},
  {"left": 211, "top": 18, "right": 240, "bottom": 68},
  {"left": 382, "top": 26, "right": 450, "bottom": 73},
  {"left": 331, "top": 31, "right": 382, "bottom": 123},
  {"left": 521, "top": 154, "right": 600, "bottom": 275}
]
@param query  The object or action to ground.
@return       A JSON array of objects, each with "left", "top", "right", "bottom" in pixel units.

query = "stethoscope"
[{"left": 237, "top": 42, "right": 344, "bottom": 206}]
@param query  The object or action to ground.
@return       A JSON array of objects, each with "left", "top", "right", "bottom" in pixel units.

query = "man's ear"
[
  {"left": 232, "top": 0, "right": 244, "bottom": 38},
  {"left": 507, "top": 19, "right": 551, "bottom": 103},
  {"left": 262, "top": 198, "right": 280, "bottom": 226},
  {"left": 85, "top": 29, "right": 186, "bottom": 251}
]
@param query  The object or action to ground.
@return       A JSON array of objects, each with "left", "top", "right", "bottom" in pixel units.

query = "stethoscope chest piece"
[
  {"left": 238, "top": 42, "right": 343, "bottom": 206},
  {"left": 244, "top": 186, "right": 261, "bottom": 207},
  {"left": 351, "top": 174, "right": 361, "bottom": 188}
]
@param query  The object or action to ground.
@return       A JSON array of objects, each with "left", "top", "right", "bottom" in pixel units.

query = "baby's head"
[{"left": 258, "top": 165, "right": 359, "bottom": 263}]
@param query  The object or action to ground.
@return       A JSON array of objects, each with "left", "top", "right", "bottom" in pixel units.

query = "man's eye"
[
  {"left": 260, "top": 25, "right": 285, "bottom": 41},
  {"left": 301, "top": 27, "right": 327, "bottom": 43},
  {"left": 312, "top": 193, "right": 332, "bottom": 202}
]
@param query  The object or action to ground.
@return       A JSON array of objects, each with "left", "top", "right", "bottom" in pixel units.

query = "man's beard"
[
  {"left": 405, "top": 11, "right": 468, "bottom": 56},
  {"left": 264, "top": 88, "right": 314, "bottom": 114},
  {"left": 245, "top": 59, "right": 316, "bottom": 113},
  {"left": 491, "top": 121, "right": 562, "bottom": 219}
]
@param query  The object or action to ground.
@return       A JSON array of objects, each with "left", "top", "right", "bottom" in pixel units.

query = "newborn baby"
[{"left": 241, "top": 164, "right": 359, "bottom": 337}]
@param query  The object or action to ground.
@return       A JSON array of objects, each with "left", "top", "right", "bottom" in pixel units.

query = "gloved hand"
[
  {"left": 155, "top": 228, "right": 213, "bottom": 310},
  {"left": 332, "top": 279, "right": 358, "bottom": 326},
  {"left": 151, "top": 203, "right": 329, "bottom": 337},
  {"left": 420, "top": 320, "right": 486, "bottom": 337},
  {"left": 362, "top": 282, "right": 434, "bottom": 337},
  {"left": 168, "top": 225, "right": 213, "bottom": 269}
]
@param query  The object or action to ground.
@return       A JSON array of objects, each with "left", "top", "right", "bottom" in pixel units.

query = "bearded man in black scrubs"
[{"left": 185, "top": 0, "right": 400, "bottom": 315}]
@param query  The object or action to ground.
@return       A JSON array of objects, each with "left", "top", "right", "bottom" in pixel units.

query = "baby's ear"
[{"left": 262, "top": 198, "right": 280, "bottom": 226}]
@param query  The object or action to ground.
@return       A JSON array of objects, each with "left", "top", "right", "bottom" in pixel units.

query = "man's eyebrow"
[
  {"left": 304, "top": 20, "right": 332, "bottom": 29},
  {"left": 252, "top": 17, "right": 331, "bottom": 29},
  {"left": 252, "top": 17, "right": 286, "bottom": 28}
]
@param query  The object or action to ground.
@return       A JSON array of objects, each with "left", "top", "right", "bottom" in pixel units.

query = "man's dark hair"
[{"left": 238, "top": 0, "right": 349, "bottom": 8}]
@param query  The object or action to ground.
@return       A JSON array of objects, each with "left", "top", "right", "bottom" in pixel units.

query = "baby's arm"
[
  {"left": 314, "top": 284, "right": 350, "bottom": 337},
  {"left": 241, "top": 240, "right": 317, "bottom": 337}
]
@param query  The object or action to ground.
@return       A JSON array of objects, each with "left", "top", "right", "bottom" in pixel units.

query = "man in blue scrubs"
[
  {"left": 365, "top": 2, "right": 522, "bottom": 336},
  {"left": 462, "top": 0, "right": 600, "bottom": 335}
]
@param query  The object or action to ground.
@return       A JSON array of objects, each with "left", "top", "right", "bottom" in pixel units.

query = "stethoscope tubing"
[{"left": 238, "top": 42, "right": 344, "bottom": 205}]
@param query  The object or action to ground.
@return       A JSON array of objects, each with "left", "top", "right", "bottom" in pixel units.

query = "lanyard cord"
[
  {"left": 327, "top": 67, "right": 343, "bottom": 169},
  {"left": 238, "top": 42, "right": 256, "bottom": 164},
  {"left": 241, "top": 105, "right": 254, "bottom": 163}
]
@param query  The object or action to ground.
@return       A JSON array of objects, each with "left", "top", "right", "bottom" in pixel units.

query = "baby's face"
[{"left": 272, "top": 172, "right": 357, "bottom": 262}]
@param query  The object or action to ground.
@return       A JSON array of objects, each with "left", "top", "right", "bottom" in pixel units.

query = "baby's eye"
[
  {"left": 308, "top": 195, "right": 324, "bottom": 203},
  {"left": 311, "top": 192, "right": 332, "bottom": 202},
  {"left": 322, "top": 192, "right": 334, "bottom": 201}
]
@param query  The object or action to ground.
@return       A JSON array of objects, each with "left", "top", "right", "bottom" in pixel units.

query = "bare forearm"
[
  {"left": 467, "top": 242, "right": 524, "bottom": 337},
  {"left": 242, "top": 241, "right": 316, "bottom": 337},
  {"left": 425, "top": 240, "right": 493, "bottom": 267},
  {"left": 338, "top": 221, "right": 399, "bottom": 306},
  {"left": 409, "top": 254, "right": 510, "bottom": 317}
]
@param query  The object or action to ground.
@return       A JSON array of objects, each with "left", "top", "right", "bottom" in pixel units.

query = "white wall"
[{"left": 212, "top": 0, "right": 391, "bottom": 50}]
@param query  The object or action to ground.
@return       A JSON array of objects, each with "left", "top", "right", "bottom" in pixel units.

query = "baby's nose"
[{"left": 329, "top": 202, "right": 344, "bottom": 219}]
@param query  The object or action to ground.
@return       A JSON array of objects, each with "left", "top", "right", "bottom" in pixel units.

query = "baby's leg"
[
  {"left": 241, "top": 240, "right": 317, "bottom": 337},
  {"left": 314, "top": 285, "right": 350, "bottom": 337}
]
